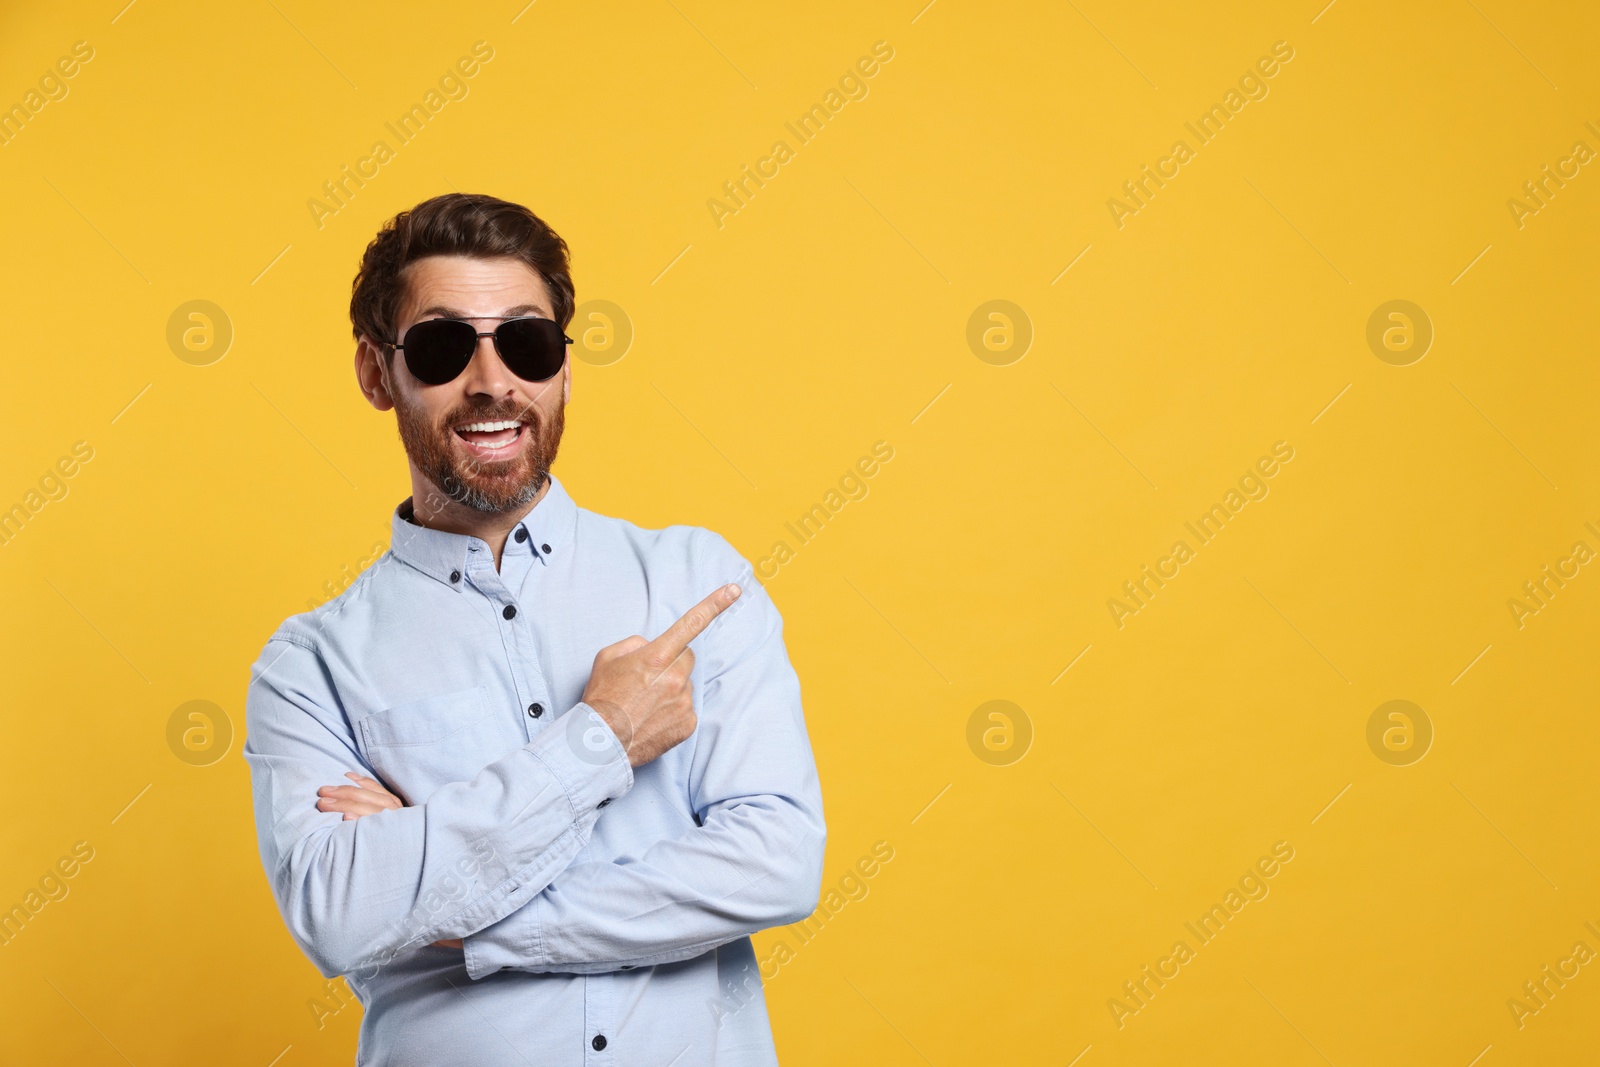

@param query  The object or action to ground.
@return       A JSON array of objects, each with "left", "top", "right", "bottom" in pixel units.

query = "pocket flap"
[{"left": 360, "top": 686, "right": 493, "bottom": 748}]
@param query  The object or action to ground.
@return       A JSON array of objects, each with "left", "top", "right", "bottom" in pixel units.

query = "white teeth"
[{"left": 457, "top": 420, "right": 522, "bottom": 433}]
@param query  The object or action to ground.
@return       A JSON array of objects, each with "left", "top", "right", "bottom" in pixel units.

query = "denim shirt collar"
[{"left": 390, "top": 473, "right": 579, "bottom": 588}]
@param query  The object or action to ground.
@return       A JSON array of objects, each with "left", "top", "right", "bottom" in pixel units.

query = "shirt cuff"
[
  {"left": 463, "top": 891, "right": 550, "bottom": 978},
  {"left": 523, "top": 701, "right": 633, "bottom": 817}
]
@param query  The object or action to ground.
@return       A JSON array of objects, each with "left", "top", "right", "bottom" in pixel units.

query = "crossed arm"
[
  {"left": 315, "top": 773, "right": 463, "bottom": 949},
  {"left": 245, "top": 562, "right": 825, "bottom": 981}
]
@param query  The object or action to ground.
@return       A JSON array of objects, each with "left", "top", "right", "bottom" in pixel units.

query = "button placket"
[
  {"left": 500, "top": 528, "right": 539, "bottom": 601},
  {"left": 584, "top": 974, "right": 615, "bottom": 1065},
  {"left": 506, "top": 532, "right": 556, "bottom": 734},
  {"left": 467, "top": 552, "right": 552, "bottom": 746}
]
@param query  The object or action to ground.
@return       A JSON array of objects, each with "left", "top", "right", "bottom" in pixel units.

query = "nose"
[{"left": 456, "top": 329, "right": 514, "bottom": 398}]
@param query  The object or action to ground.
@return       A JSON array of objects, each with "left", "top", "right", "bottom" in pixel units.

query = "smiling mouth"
[{"left": 453, "top": 418, "right": 527, "bottom": 458}]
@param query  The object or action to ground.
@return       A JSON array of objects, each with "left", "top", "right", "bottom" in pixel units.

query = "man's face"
[{"left": 376, "top": 255, "right": 568, "bottom": 513}]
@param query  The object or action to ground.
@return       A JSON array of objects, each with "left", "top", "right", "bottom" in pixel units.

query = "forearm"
[
  {"left": 463, "top": 794, "right": 825, "bottom": 978},
  {"left": 248, "top": 696, "right": 631, "bottom": 979}
]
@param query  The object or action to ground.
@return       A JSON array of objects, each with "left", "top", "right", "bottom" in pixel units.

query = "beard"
[{"left": 393, "top": 383, "right": 565, "bottom": 514}]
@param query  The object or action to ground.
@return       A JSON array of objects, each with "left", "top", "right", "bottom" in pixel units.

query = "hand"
[
  {"left": 582, "top": 582, "right": 742, "bottom": 768},
  {"left": 316, "top": 773, "right": 461, "bottom": 951},
  {"left": 317, "top": 772, "right": 402, "bottom": 820}
]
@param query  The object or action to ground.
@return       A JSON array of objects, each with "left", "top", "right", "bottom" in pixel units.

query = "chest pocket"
[{"left": 358, "top": 686, "right": 520, "bottom": 805}]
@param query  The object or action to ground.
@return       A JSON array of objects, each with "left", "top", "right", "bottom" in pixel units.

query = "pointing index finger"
[{"left": 649, "top": 583, "right": 742, "bottom": 661}]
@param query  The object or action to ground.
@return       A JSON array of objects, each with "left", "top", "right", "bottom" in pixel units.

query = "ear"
[
  {"left": 355, "top": 335, "right": 396, "bottom": 412},
  {"left": 562, "top": 355, "right": 571, "bottom": 405}
]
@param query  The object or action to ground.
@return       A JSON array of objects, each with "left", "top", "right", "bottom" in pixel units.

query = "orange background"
[{"left": 1, "top": 1, "right": 1598, "bottom": 1064}]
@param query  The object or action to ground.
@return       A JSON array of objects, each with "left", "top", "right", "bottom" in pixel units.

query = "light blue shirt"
[{"left": 243, "top": 474, "right": 827, "bottom": 1066}]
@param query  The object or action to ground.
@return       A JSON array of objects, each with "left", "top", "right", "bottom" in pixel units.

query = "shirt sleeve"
[
  {"left": 462, "top": 533, "right": 827, "bottom": 979},
  {"left": 243, "top": 632, "right": 633, "bottom": 980}
]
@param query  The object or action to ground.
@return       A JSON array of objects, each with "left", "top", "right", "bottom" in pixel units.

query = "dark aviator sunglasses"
[{"left": 389, "top": 316, "right": 574, "bottom": 386}]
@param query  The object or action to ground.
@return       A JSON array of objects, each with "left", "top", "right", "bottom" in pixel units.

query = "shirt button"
[
  {"left": 592, "top": 1035, "right": 607, "bottom": 1051},
  {"left": 449, "top": 570, "right": 461, "bottom": 583},
  {"left": 541, "top": 543, "right": 552, "bottom": 554},
  {"left": 528, "top": 703, "right": 544, "bottom": 719},
  {"left": 514, "top": 528, "right": 528, "bottom": 543},
  {"left": 598, "top": 798, "right": 610, "bottom": 808},
  {"left": 502, "top": 605, "right": 517, "bottom": 620}
]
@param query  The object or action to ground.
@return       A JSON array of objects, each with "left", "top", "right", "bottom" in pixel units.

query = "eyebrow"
[{"left": 416, "top": 303, "right": 550, "bottom": 319}]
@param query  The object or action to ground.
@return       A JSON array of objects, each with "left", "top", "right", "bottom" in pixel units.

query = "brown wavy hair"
[{"left": 349, "top": 192, "right": 575, "bottom": 356}]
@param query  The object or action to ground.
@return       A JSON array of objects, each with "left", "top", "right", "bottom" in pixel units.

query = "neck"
[{"left": 407, "top": 469, "right": 550, "bottom": 571}]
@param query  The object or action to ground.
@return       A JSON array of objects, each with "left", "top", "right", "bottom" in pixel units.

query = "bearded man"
[{"left": 243, "top": 192, "right": 826, "bottom": 1066}]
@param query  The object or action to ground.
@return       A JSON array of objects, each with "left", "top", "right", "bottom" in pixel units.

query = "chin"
[{"left": 443, "top": 467, "right": 546, "bottom": 513}]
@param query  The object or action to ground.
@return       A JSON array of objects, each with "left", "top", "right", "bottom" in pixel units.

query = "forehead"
[{"left": 397, "top": 255, "right": 553, "bottom": 322}]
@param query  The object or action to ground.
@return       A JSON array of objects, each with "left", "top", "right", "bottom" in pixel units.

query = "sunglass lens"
[
  {"left": 495, "top": 318, "right": 567, "bottom": 382},
  {"left": 402, "top": 319, "right": 477, "bottom": 385}
]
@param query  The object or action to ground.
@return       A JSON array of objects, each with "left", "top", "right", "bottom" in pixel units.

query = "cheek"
[
  {"left": 531, "top": 391, "right": 566, "bottom": 433},
  {"left": 399, "top": 392, "right": 464, "bottom": 456},
  {"left": 420, "top": 391, "right": 469, "bottom": 431},
  {"left": 402, "top": 396, "right": 442, "bottom": 436},
  {"left": 528, "top": 374, "right": 565, "bottom": 406}
]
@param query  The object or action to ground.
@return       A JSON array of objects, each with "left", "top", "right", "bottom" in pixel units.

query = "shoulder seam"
[{"left": 268, "top": 631, "right": 319, "bottom": 654}]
